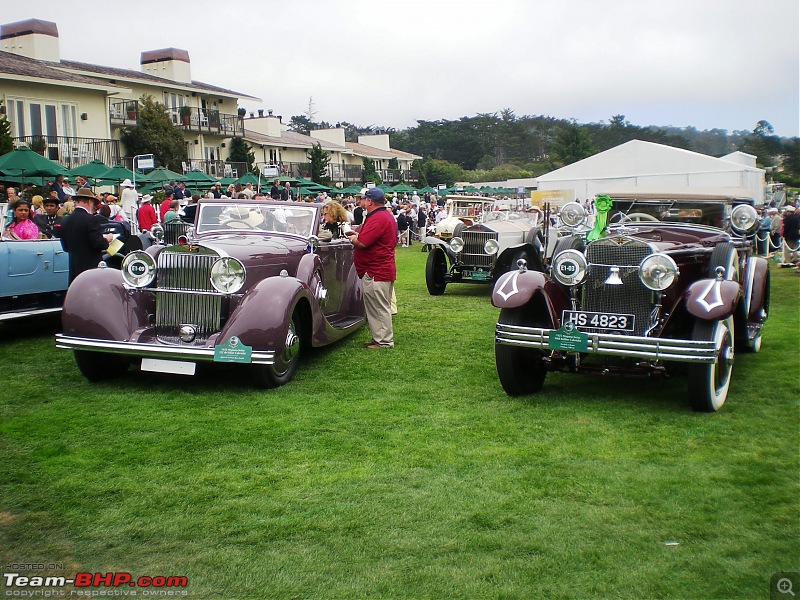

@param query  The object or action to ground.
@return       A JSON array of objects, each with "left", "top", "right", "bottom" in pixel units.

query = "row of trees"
[{"left": 288, "top": 107, "right": 799, "bottom": 188}]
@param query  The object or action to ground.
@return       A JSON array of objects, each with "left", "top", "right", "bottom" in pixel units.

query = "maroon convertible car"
[
  {"left": 56, "top": 199, "right": 365, "bottom": 388},
  {"left": 492, "top": 193, "right": 770, "bottom": 412}
]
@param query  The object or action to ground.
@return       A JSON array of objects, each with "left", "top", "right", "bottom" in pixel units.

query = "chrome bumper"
[
  {"left": 495, "top": 324, "right": 717, "bottom": 363},
  {"left": 55, "top": 334, "right": 276, "bottom": 365}
]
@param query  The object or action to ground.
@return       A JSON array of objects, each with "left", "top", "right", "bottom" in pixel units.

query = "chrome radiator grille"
[
  {"left": 583, "top": 239, "right": 653, "bottom": 335},
  {"left": 460, "top": 230, "right": 497, "bottom": 268},
  {"left": 155, "top": 249, "right": 222, "bottom": 345}
]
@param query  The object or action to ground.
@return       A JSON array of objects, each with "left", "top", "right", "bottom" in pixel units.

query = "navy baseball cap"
[{"left": 363, "top": 187, "right": 385, "bottom": 202}]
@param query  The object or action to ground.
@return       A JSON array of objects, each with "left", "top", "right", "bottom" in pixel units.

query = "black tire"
[
  {"left": 252, "top": 311, "right": 302, "bottom": 388},
  {"left": 452, "top": 222, "right": 465, "bottom": 238},
  {"left": 426, "top": 247, "right": 448, "bottom": 295},
  {"left": 688, "top": 316, "right": 735, "bottom": 412},
  {"left": 495, "top": 304, "right": 550, "bottom": 396},
  {"left": 706, "top": 242, "right": 738, "bottom": 278},
  {"left": 74, "top": 351, "right": 129, "bottom": 382}
]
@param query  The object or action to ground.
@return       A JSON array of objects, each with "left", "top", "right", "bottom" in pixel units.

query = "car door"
[
  {"left": 1, "top": 238, "right": 69, "bottom": 297},
  {"left": 315, "top": 237, "right": 352, "bottom": 319}
]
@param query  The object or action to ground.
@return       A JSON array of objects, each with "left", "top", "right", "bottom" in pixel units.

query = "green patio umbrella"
[
  {"left": 94, "top": 163, "right": 151, "bottom": 186},
  {"left": 378, "top": 183, "right": 395, "bottom": 193},
  {"left": 146, "top": 166, "right": 186, "bottom": 185},
  {"left": 0, "top": 146, "right": 68, "bottom": 185},
  {"left": 217, "top": 177, "right": 238, "bottom": 187},
  {"left": 182, "top": 169, "right": 218, "bottom": 187},
  {"left": 392, "top": 182, "right": 416, "bottom": 193},
  {"left": 417, "top": 186, "right": 436, "bottom": 194},
  {"left": 68, "top": 159, "right": 110, "bottom": 179},
  {"left": 338, "top": 184, "right": 364, "bottom": 195},
  {"left": 234, "top": 172, "right": 260, "bottom": 186}
]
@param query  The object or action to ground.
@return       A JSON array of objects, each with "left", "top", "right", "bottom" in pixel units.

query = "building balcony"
[
  {"left": 13, "top": 136, "right": 122, "bottom": 170},
  {"left": 109, "top": 100, "right": 139, "bottom": 126},
  {"left": 172, "top": 107, "right": 243, "bottom": 137}
]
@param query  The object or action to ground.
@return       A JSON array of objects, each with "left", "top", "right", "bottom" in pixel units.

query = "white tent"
[{"left": 537, "top": 140, "right": 765, "bottom": 204}]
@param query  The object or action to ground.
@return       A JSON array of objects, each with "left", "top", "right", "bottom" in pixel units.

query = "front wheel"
[
  {"left": 495, "top": 305, "right": 550, "bottom": 396},
  {"left": 74, "top": 351, "right": 129, "bottom": 382},
  {"left": 252, "top": 312, "right": 302, "bottom": 388},
  {"left": 688, "top": 316, "right": 735, "bottom": 412},
  {"left": 426, "top": 246, "right": 448, "bottom": 295}
]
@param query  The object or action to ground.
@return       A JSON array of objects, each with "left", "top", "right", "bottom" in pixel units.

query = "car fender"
[
  {"left": 744, "top": 256, "right": 770, "bottom": 322},
  {"left": 218, "top": 275, "right": 312, "bottom": 351},
  {"left": 62, "top": 267, "right": 153, "bottom": 340},
  {"left": 684, "top": 278, "right": 742, "bottom": 321},
  {"left": 423, "top": 236, "right": 457, "bottom": 261},
  {"left": 492, "top": 269, "right": 569, "bottom": 323}
]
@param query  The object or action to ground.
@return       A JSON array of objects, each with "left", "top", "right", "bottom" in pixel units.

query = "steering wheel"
[{"left": 611, "top": 212, "right": 660, "bottom": 224}]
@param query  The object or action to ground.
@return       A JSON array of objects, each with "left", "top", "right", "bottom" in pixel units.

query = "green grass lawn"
[{"left": 1, "top": 249, "right": 798, "bottom": 599}]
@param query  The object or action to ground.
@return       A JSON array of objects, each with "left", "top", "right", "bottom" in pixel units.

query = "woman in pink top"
[{"left": 3, "top": 199, "right": 42, "bottom": 240}]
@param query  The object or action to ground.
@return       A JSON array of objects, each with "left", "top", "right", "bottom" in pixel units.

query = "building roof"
[
  {"left": 0, "top": 50, "right": 123, "bottom": 91},
  {"left": 345, "top": 141, "right": 421, "bottom": 161},
  {"left": 59, "top": 59, "right": 259, "bottom": 100},
  {"left": 244, "top": 128, "right": 348, "bottom": 151}
]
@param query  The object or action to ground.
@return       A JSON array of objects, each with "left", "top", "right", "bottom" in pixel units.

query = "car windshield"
[
  {"left": 451, "top": 202, "right": 492, "bottom": 218},
  {"left": 196, "top": 202, "right": 318, "bottom": 236},
  {"left": 609, "top": 200, "right": 728, "bottom": 228}
]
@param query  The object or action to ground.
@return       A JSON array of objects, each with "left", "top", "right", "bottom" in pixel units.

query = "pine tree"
[{"left": 0, "top": 100, "right": 14, "bottom": 156}]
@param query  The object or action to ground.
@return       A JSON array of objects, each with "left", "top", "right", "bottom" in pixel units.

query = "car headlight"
[
  {"left": 551, "top": 249, "right": 587, "bottom": 286},
  {"left": 210, "top": 257, "right": 246, "bottom": 293},
  {"left": 639, "top": 253, "right": 679, "bottom": 291},
  {"left": 150, "top": 223, "right": 164, "bottom": 244},
  {"left": 484, "top": 239, "right": 500, "bottom": 255},
  {"left": 560, "top": 202, "right": 587, "bottom": 227},
  {"left": 121, "top": 251, "right": 157, "bottom": 288},
  {"left": 449, "top": 237, "right": 464, "bottom": 253},
  {"left": 730, "top": 204, "right": 758, "bottom": 233}
]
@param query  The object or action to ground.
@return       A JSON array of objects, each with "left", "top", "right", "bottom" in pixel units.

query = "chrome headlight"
[
  {"left": 210, "top": 257, "right": 246, "bottom": 294},
  {"left": 150, "top": 223, "right": 164, "bottom": 244},
  {"left": 730, "top": 204, "right": 758, "bottom": 233},
  {"left": 449, "top": 237, "right": 464, "bottom": 253},
  {"left": 560, "top": 202, "right": 587, "bottom": 227},
  {"left": 639, "top": 253, "right": 679, "bottom": 291},
  {"left": 121, "top": 251, "right": 156, "bottom": 288},
  {"left": 551, "top": 249, "right": 587, "bottom": 286},
  {"left": 484, "top": 239, "right": 500, "bottom": 255}
]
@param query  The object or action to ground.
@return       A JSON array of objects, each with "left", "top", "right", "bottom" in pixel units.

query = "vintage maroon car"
[
  {"left": 492, "top": 193, "right": 770, "bottom": 412},
  {"left": 56, "top": 199, "right": 365, "bottom": 387}
]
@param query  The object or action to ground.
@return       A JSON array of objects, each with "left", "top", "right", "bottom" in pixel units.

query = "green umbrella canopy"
[
  {"left": 94, "top": 164, "right": 152, "bottom": 185},
  {"left": 378, "top": 183, "right": 395, "bottom": 192},
  {"left": 0, "top": 146, "right": 68, "bottom": 179},
  {"left": 182, "top": 169, "right": 218, "bottom": 186},
  {"left": 417, "top": 186, "right": 436, "bottom": 194},
  {"left": 234, "top": 172, "right": 260, "bottom": 186},
  {"left": 217, "top": 177, "right": 238, "bottom": 187},
  {"left": 392, "top": 182, "right": 416, "bottom": 193},
  {"left": 338, "top": 184, "right": 364, "bottom": 195},
  {"left": 276, "top": 176, "right": 301, "bottom": 184},
  {"left": 146, "top": 166, "right": 186, "bottom": 184},
  {"left": 67, "top": 159, "right": 110, "bottom": 179}
]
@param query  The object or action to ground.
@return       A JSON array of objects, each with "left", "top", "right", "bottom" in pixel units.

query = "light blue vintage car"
[{"left": 0, "top": 202, "right": 69, "bottom": 321}]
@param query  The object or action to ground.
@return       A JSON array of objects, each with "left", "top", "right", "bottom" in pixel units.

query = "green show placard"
[
  {"left": 214, "top": 336, "right": 253, "bottom": 363},
  {"left": 548, "top": 323, "right": 589, "bottom": 352}
]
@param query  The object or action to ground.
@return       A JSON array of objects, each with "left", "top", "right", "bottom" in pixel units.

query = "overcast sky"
[{"left": 6, "top": 0, "right": 799, "bottom": 137}]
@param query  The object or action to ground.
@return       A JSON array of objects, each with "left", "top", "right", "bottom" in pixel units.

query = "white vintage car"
[{"left": 433, "top": 196, "right": 497, "bottom": 240}]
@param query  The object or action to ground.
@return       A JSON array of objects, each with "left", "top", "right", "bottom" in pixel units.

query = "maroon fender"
[
  {"left": 745, "top": 256, "right": 770, "bottom": 322},
  {"left": 218, "top": 275, "right": 311, "bottom": 352},
  {"left": 684, "top": 278, "right": 741, "bottom": 321},
  {"left": 492, "top": 269, "right": 570, "bottom": 325},
  {"left": 62, "top": 267, "right": 153, "bottom": 340}
]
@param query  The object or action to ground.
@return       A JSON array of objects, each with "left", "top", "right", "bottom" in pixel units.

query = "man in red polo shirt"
[{"left": 345, "top": 187, "right": 396, "bottom": 349}]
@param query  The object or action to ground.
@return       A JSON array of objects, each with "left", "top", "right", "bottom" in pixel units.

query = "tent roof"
[{"left": 537, "top": 140, "right": 764, "bottom": 183}]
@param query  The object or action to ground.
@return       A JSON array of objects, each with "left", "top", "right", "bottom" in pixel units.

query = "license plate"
[
  {"left": 562, "top": 310, "right": 635, "bottom": 331},
  {"left": 463, "top": 269, "right": 490, "bottom": 281},
  {"left": 141, "top": 358, "right": 197, "bottom": 375}
]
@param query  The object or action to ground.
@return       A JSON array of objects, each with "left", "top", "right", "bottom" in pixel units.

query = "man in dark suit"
[{"left": 59, "top": 187, "right": 110, "bottom": 283}]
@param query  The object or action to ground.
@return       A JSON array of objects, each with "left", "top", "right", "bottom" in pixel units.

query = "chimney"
[
  {"left": 258, "top": 109, "right": 264, "bottom": 117},
  {"left": 140, "top": 48, "right": 192, "bottom": 83},
  {"left": 0, "top": 19, "right": 60, "bottom": 62}
]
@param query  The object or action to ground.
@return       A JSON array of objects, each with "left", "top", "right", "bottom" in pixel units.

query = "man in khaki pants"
[{"left": 345, "top": 188, "right": 397, "bottom": 349}]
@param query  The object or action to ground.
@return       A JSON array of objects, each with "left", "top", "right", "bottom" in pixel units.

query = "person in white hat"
[{"left": 120, "top": 178, "right": 139, "bottom": 223}]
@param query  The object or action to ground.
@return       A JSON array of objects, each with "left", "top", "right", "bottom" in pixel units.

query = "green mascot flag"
[{"left": 587, "top": 195, "right": 613, "bottom": 241}]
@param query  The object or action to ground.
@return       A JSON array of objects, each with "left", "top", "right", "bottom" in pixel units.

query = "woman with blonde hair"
[
  {"left": 318, "top": 201, "right": 349, "bottom": 241},
  {"left": 30, "top": 194, "right": 44, "bottom": 215},
  {"left": 59, "top": 201, "right": 75, "bottom": 217}
]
